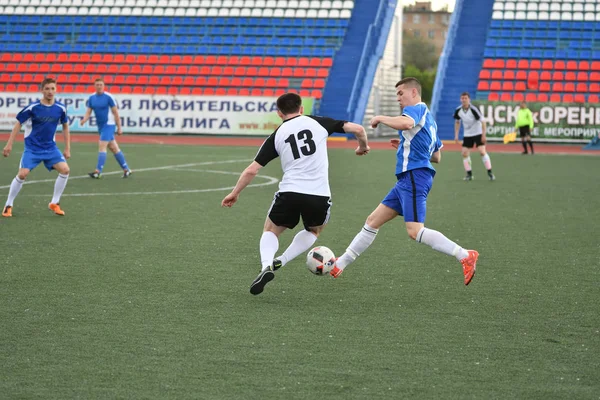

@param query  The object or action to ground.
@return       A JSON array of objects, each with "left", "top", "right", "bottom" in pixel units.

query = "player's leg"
[
  {"left": 108, "top": 140, "right": 132, "bottom": 177},
  {"left": 331, "top": 186, "right": 401, "bottom": 277},
  {"left": 250, "top": 192, "right": 298, "bottom": 295},
  {"left": 520, "top": 127, "right": 529, "bottom": 154},
  {"left": 461, "top": 139, "right": 473, "bottom": 180},
  {"left": 403, "top": 169, "right": 478, "bottom": 285},
  {"left": 276, "top": 194, "right": 331, "bottom": 267},
  {"left": 526, "top": 133, "right": 534, "bottom": 154},
  {"left": 89, "top": 139, "right": 109, "bottom": 178},
  {"left": 3, "top": 164, "right": 32, "bottom": 217},
  {"left": 3, "top": 150, "right": 40, "bottom": 217},
  {"left": 47, "top": 153, "right": 70, "bottom": 215},
  {"left": 477, "top": 141, "right": 495, "bottom": 181}
]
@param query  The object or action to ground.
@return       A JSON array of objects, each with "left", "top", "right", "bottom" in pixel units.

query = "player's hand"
[
  {"left": 80, "top": 117, "right": 88, "bottom": 125},
  {"left": 117, "top": 128, "right": 123, "bottom": 136},
  {"left": 370, "top": 116, "right": 381, "bottom": 128},
  {"left": 3, "top": 144, "right": 11, "bottom": 157},
  {"left": 390, "top": 138, "right": 400, "bottom": 149},
  {"left": 63, "top": 148, "right": 71, "bottom": 160},
  {"left": 355, "top": 145, "right": 370, "bottom": 156},
  {"left": 221, "top": 192, "right": 239, "bottom": 208}
]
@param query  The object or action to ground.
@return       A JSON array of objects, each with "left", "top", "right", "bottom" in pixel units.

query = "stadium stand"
[{"left": 432, "top": 0, "right": 600, "bottom": 140}]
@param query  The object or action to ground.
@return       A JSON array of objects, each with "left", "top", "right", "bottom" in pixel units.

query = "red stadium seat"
[
  {"left": 125, "top": 75, "right": 136, "bottom": 85},
  {"left": 506, "top": 59, "right": 517, "bottom": 69},
  {"left": 314, "top": 79, "right": 325, "bottom": 89},
  {"left": 277, "top": 78, "right": 289, "bottom": 88},
  {"left": 504, "top": 70, "right": 515, "bottom": 80},
  {"left": 498, "top": 93, "right": 510, "bottom": 101},
  {"left": 574, "top": 94, "right": 585, "bottom": 103},
  {"left": 263, "top": 89, "right": 274, "bottom": 96},
  {"left": 269, "top": 67, "right": 282, "bottom": 77},
  {"left": 591, "top": 61, "right": 600, "bottom": 71},
  {"left": 103, "top": 76, "right": 113, "bottom": 84},
  {"left": 482, "top": 59, "right": 494, "bottom": 69},
  {"left": 187, "top": 65, "right": 199, "bottom": 75},
  {"left": 5, "top": 83, "right": 16, "bottom": 91},
  {"left": 564, "top": 82, "right": 575, "bottom": 92},
  {"left": 525, "top": 93, "right": 537, "bottom": 102},
  {"left": 136, "top": 76, "right": 148, "bottom": 85},
  {"left": 301, "top": 79, "right": 313, "bottom": 88},
  {"left": 167, "top": 86, "right": 178, "bottom": 95},
  {"left": 539, "top": 71, "right": 551, "bottom": 81},
  {"left": 274, "top": 57, "right": 286, "bottom": 66},
  {"left": 589, "top": 94, "right": 599, "bottom": 102},
  {"left": 555, "top": 60, "right": 566, "bottom": 70},
  {"left": 298, "top": 57, "right": 310, "bottom": 67},
  {"left": 299, "top": 89, "right": 310, "bottom": 97},
  {"left": 274, "top": 89, "right": 286, "bottom": 95},
  {"left": 196, "top": 76, "right": 207, "bottom": 86},
  {"left": 563, "top": 94, "right": 574, "bottom": 102},
  {"left": 251, "top": 57, "right": 263, "bottom": 66},
  {"left": 491, "top": 70, "right": 502, "bottom": 79},
  {"left": 181, "top": 55, "right": 193, "bottom": 64},
  {"left": 492, "top": 59, "right": 505, "bottom": 69},
  {"left": 27, "top": 84, "right": 38, "bottom": 92},
  {"left": 251, "top": 88, "right": 262, "bottom": 96},
  {"left": 257, "top": 67, "right": 269, "bottom": 76},
  {"left": 577, "top": 72, "right": 588, "bottom": 81},
  {"left": 241, "top": 77, "right": 253, "bottom": 87},
  {"left": 537, "top": 93, "right": 548, "bottom": 102},
  {"left": 171, "top": 76, "right": 183, "bottom": 85},
  {"left": 133, "top": 86, "right": 144, "bottom": 94},
  {"left": 528, "top": 71, "right": 539, "bottom": 81},
  {"left": 144, "top": 87, "right": 156, "bottom": 94},
  {"left": 591, "top": 72, "right": 600, "bottom": 81},
  {"left": 286, "top": 58, "right": 298, "bottom": 67},
  {"left": 590, "top": 83, "right": 600, "bottom": 93},
  {"left": 293, "top": 68, "right": 305, "bottom": 78},
  {"left": 239, "top": 88, "right": 250, "bottom": 96},
  {"left": 477, "top": 81, "right": 489, "bottom": 90},
  {"left": 311, "top": 89, "right": 322, "bottom": 99},
  {"left": 79, "top": 54, "right": 90, "bottom": 63},
  {"left": 229, "top": 77, "right": 240, "bottom": 86},
  {"left": 502, "top": 82, "right": 514, "bottom": 91},
  {"left": 158, "top": 55, "right": 170, "bottom": 64},
  {"left": 263, "top": 56, "right": 275, "bottom": 66},
  {"left": 515, "top": 82, "right": 526, "bottom": 91},
  {"left": 316, "top": 69, "right": 328, "bottom": 78},
  {"left": 210, "top": 66, "right": 222, "bottom": 75},
  {"left": 114, "top": 75, "right": 126, "bottom": 84},
  {"left": 552, "top": 71, "right": 564, "bottom": 81},
  {"left": 513, "top": 93, "right": 524, "bottom": 102},
  {"left": 490, "top": 81, "right": 501, "bottom": 91},
  {"left": 517, "top": 59, "right": 529, "bottom": 69},
  {"left": 550, "top": 93, "right": 561, "bottom": 102},
  {"left": 552, "top": 82, "right": 564, "bottom": 92},
  {"left": 233, "top": 66, "right": 246, "bottom": 76},
  {"left": 165, "top": 65, "right": 176, "bottom": 75},
  {"left": 265, "top": 78, "right": 277, "bottom": 87},
  {"left": 565, "top": 71, "right": 575, "bottom": 81},
  {"left": 180, "top": 87, "right": 191, "bottom": 95},
  {"left": 205, "top": 76, "right": 217, "bottom": 86},
  {"left": 170, "top": 55, "right": 182, "bottom": 64},
  {"left": 226, "top": 88, "right": 238, "bottom": 95},
  {"left": 246, "top": 66, "right": 258, "bottom": 76},
  {"left": 254, "top": 77, "right": 266, "bottom": 87},
  {"left": 479, "top": 70, "right": 490, "bottom": 79},
  {"left": 282, "top": 67, "right": 293, "bottom": 77},
  {"left": 530, "top": 60, "right": 541, "bottom": 69},
  {"left": 539, "top": 82, "right": 550, "bottom": 92},
  {"left": 33, "top": 53, "right": 45, "bottom": 62},
  {"left": 155, "top": 86, "right": 167, "bottom": 94},
  {"left": 238, "top": 56, "right": 251, "bottom": 65},
  {"left": 62, "top": 84, "right": 74, "bottom": 92},
  {"left": 176, "top": 66, "right": 187, "bottom": 75},
  {"left": 183, "top": 76, "right": 195, "bottom": 86},
  {"left": 103, "top": 54, "right": 115, "bottom": 63},
  {"left": 516, "top": 70, "right": 527, "bottom": 80},
  {"left": 321, "top": 58, "right": 332, "bottom": 67},
  {"left": 578, "top": 61, "right": 590, "bottom": 70},
  {"left": 566, "top": 61, "right": 578, "bottom": 71}
]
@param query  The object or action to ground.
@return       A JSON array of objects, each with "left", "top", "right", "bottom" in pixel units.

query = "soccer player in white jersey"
[
  {"left": 221, "top": 93, "right": 370, "bottom": 295},
  {"left": 2, "top": 77, "right": 71, "bottom": 217},
  {"left": 330, "top": 78, "right": 479, "bottom": 285},
  {"left": 454, "top": 92, "right": 495, "bottom": 181},
  {"left": 80, "top": 78, "right": 132, "bottom": 179}
]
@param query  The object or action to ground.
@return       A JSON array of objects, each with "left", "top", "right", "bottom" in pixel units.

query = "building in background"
[{"left": 403, "top": 1, "right": 450, "bottom": 57}]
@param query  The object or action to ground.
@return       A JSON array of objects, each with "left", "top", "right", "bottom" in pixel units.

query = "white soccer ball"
[{"left": 306, "top": 246, "right": 336, "bottom": 276}]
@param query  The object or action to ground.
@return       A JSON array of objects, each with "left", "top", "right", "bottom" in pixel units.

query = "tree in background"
[
  {"left": 402, "top": 33, "right": 438, "bottom": 71},
  {"left": 403, "top": 64, "right": 436, "bottom": 104}
]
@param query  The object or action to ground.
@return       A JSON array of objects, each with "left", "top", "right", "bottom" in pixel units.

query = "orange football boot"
[
  {"left": 461, "top": 250, "right": 479, "bottom": 285},
  {"left": 48, "top": 203, "right": 65, "bottom": 216}
]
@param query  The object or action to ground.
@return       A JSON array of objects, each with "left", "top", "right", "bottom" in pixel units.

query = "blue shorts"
[
  {"left": 381, "top": 168, "right": 435, "bottom": 223},
  {"left": 20, "top": 148, "right": 66, "bottom": 171},
  {"left": 99, "top": 125, "right": 116, "bottom": 141}
]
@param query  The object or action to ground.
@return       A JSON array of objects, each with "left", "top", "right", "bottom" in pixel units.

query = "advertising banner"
[
  {"left": 0, "top": 93, "right": 314, "bottom": 135},
  {"left": 475, "top": 101, "right": 600, "bottom": 141}
]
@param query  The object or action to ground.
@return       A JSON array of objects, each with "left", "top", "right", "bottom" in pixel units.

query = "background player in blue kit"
[
  {"left": 2, "top": 77, "right": 71, "bottom": 217},
  {"left": 330, "top": 77, "right": 479, "bottom": 285},
  {"left": 80, "top": 78, "right": 132, "bottom": 178}
]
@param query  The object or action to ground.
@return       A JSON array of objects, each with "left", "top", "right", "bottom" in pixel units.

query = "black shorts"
[
  {"left": 518, "top": 126, "right": 531, "bottom": 137},
  {"left": 462, "top": 134, "right": 485, "bottom": 148},
  {"left": 267, "top": 191, "right": 332, "bottom": 230}
]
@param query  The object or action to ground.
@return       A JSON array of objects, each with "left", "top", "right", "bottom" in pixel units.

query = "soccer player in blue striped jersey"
[
  {"left": 81, "top": 78, "right": 132, "bottom": 179},
  {"left": 2, "top": 77, "right": 71, "bottom": 217},
  {"left": 330, "top": 77, "right": 479, "bottom": 285}
]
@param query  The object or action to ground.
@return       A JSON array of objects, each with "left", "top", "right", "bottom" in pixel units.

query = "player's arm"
[
  {"left": 370, "top": 115, "right": 414, "bottom": 131},
  {"left": 481, "top": 120, "right": 487, "bottom": 142},
  {"left": 221, "top": 161, "right": 263, "bottom": 208},
  {"left": 2, "top": 121, "right": 22, "bottom": 157},
  {"left": 430, "top": 150, "right": 441, "bottom": 163},
  {"left": 342, "top": 121, "right": 369, "bottom": 155},
  {"left": 62, "top": 122, "right": 71, "bottom": 159},
  {"left": 528, "top": 109, "right": 534, "bottom": 129},
  {"left": 111, "top": 105, "right": 123, "bottom": 135},
  {"left": 80, "top": 107, "right": 93, "bottom": 125},
  {"left": 453, "top": 109, "right": 461, "bottom": 142}
]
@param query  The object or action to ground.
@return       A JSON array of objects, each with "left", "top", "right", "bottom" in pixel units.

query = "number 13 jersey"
[{"left": 254, "top": 115, "right": 346, "bottom": 197}]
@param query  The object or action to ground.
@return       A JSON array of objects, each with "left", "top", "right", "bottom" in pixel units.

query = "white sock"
[
  {"left": 279, "top": 230, "right": 318, "bottom": 266},
  {"left": 51, "top": 174, "right": 69, "bottom": 204},
  {"left": 416, "top": 227, "right": 469, "bottom": 261},
  {"left": 5, "top": 176, "right": 24, "bottom": 207},
  {"left": 481, "top": 153, "right": 492, "bottom": 170},
  {"left": 259, "top": 231, "right": 279, "bottom": 271},
  {"left": 336, "top": 224, "right": 379, "bottom": 270}
]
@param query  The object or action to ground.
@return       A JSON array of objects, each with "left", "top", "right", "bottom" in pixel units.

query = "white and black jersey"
[
  {"left": 454, "top": 105, "right": 483, "bottom": 137},
  {"left": 254, "top": 115, "right": 346, "bottom": 197}
]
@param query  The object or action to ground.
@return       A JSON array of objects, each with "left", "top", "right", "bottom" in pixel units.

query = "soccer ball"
[{"left": 306, "top": 246, "right": 336, "bottom": 276}]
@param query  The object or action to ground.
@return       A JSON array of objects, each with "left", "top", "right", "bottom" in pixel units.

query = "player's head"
[
  {"left": 94, "top": 78, "right": 105, "bottom": 94},
  {"left": 276, "top": 93, "right": 304, "bottom": 120},
  {"left": 395, "top": 77, "right": 421, "bottom": 107},
  {"left": 460, "top": 92, "right": 471, "bottom": 108},
  {"left": 40, "top": 77, "right": 56, "bottom": 102},
  {"left": 520, "top": 101, "right": 527, "bottom": 109}
]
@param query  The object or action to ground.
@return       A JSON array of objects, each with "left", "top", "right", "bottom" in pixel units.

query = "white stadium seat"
[
  {"left": 262, "top": 7, "right": 273, "bottom": 16},
  {"left": 265, "top": 0, "right": 276, "bottom": 7},
  {"left": 143, "top": 7, "right": 153, "bottom": 15},
  {"left": 503, "top": 10, "right": 515, "bottom": 19},
  {"left": 57, "top": 5, "right": 67, "bottom": 13},
  {"left": 538, "top": 11, "right": 549, "bottom": 19},
  {"left": 289, "top": 0, "right": 299, "bottom": 8},
  {"left": 229, "top": 7, "right": 240, "bottom": 16},
  {"left": 573, "top": 3, "right": 584, "bottom": 11},
  {"left": 550, "top": 3, "right": 560, "bottom": 11},
  {"left": 284, "top": 8, "right": 294, "bottom": 17},
  {"left": 321, "top": 0, "right": 332, "bottom": 9},
  {"left": 317, "top": 8, "right": 328, "bottom": 17},
  {"left": 255, "top": 0, "right": 265, "bottom": 7},
  {"left": 207, "top": 7, "right": 218, "bottom": 15},
  {"left": 332, "top": 0, "right": 343, "bottom": 8},
  {"left": 585, "top": 11, "right": 595, "bottom": 19},
  {"left": 174, "top": 7, "right": 185, "bottom": 15},
  {"left": 340, "top": 9, "right": 350, "bottom": 17},
  {"left": 196, "top": 7, "right": 207, "bottom": 15},
  {"left": 515, "top": 11, "right": 526, "bottom": 18},
  {"left": 329, "top": 9, "right": 340, "bottom": 17},
  {"left": 516, "top": 3, "right": 526, "bottom": 11},
  {"left": 233, "top": 0, "right": 244, "bottom": 6},
  {"left": 243, "top": 0, "right": 254, "bottom": 6},
  {"left": 526, "top": 11, "right": 538, "bottom": 19},
  {"left": 165, "top": 7, "right": 176, "bottom": 15},
  {"left": 492, "top": 10, "right": 503, "bottom": 19},
  {"left": 549, "top": 11, "right": 561, "bottom": 19},
  {"left": 343, "top": 0, "right": 353, "bottom": 9},
  {"left": 240, "top": 7, "right": 251, "bottom": 15},
  {"left": 152, "top": 7, "right": 163, "bottom": 15},
  {"left": 185, "top": 7, "right": 196, "bottom": 15},
  {"left": 99, "top": 6, "right": 110, "bottom": 14},
  {"left": 179, "top": 0, "right": 189, "bottom": 6},
  {"left": 222, "top": 0, "right": 233, "bottom": 6},
  {"left": 250, "top": 7, "right": 261, "bottom": 16},
  {"left": 573, "top": 11, "right": 584, "bottom": 18},
  {"left": 78, "top": 6, "right": 88, "bottom": 13},
  {"left": 147, "top": 0, "right": 157, "bottom": 6},
  {"left": 217, "top": 7, "right": 229, "bottom": 15},
  {"left": 296, "top": 8, "right": 306, "bottom": 17},
  {"left": 493, "top": 2, "right": 503, "bottom": 10},
  {"left": 211, "top": 0, "right": 222, "bottom": 6},
  {"left": 527, "top": 3, "right": 538, "bottom": 11},
  {"left": 306, "top": 9, "right": 317, "bottom": 17},
  {"left": 562, "top": 3, "right": 573, "bottom": 11},
  {"left": 504, "top": 2, "right": 515, "bottom": 11},
  {"left": 276, "top": 0, "right": 288, "bottom": 7},
  {"left": 200, "top": 0, "right": 210, "bottom": 6},
  {"left": 539, "top": 3, "right": 549, "bottom": 11},
  {"left": 562, "top": 11, "right": 572, "bottom": 19},
  {"left": 25, "top": 5, "right": 37, "bottom": 13},
  {"left": 89, "top": 6, "right": 99, "bottom": 13}
]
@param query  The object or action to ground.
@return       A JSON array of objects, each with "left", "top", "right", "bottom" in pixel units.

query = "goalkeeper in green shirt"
[{"left": 516, "top": 102, "right": 534, "bottom": 154}]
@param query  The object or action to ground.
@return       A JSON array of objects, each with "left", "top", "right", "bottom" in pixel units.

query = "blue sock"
[
  {"left": 114, "top": 151, "right": 129, "bottom": 170},
  {"left": 96, "top": 151, "right": 107, "bottom": 172}
]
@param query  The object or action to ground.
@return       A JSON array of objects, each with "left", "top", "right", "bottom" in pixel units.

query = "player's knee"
[
  {"left": 461, "top": 151, "right": 469, "bottom": 158},
  {"left": 17, "top": 172, "right": 28, "bottom": 180}
]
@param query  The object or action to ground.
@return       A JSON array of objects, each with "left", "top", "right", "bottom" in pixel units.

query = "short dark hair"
[
  {"left": 94, "top": 78, "right": 104, "bottom": 83},
  {"left": 395, "top": 77, "right": 422, "bottom": 96},
  {"left": 41, "top": 77, "right": 56, "bottom": 89},
  {"left": 460, "top": 92, "right": 470, "bottom": 98},
  {"left": 276, "top": 93, "right": 302, "bottom": 115}
]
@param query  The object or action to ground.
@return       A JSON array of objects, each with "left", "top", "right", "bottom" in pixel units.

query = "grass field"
[{"left": 1, "top": 141, "right": 599, "bottom": 399}]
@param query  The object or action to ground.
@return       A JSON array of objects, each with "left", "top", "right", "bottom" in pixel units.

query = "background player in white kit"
[
  {"left": 221, "top": 93, "right": 370, "bottom": 295},
  {"left": 454, "top": 92, "right": 495, "bottom": 181}
]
